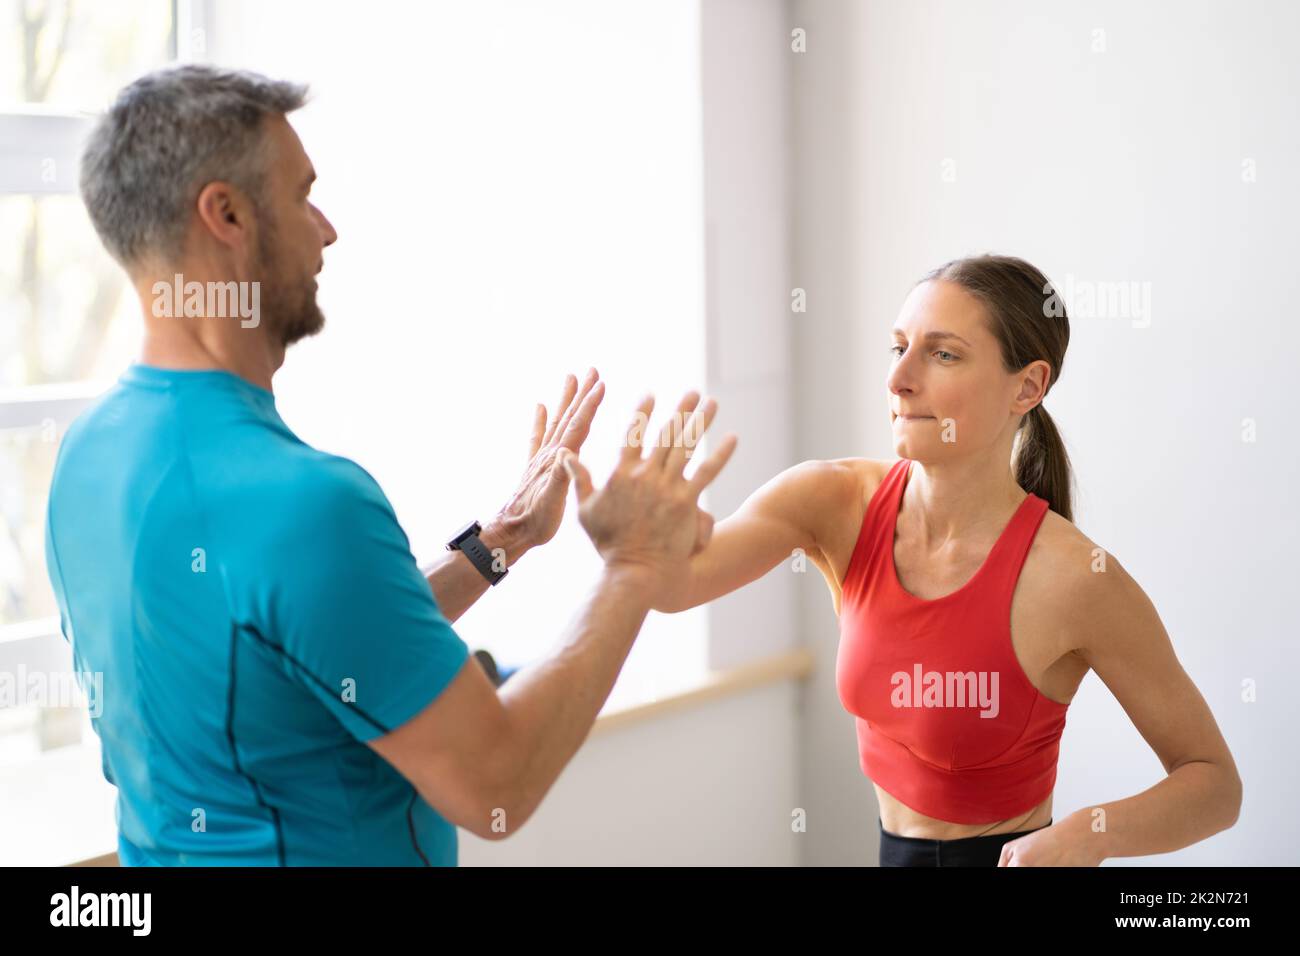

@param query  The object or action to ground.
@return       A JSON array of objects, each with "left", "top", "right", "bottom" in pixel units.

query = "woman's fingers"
[
  {"left": 687, "top": 432, "right": 738, "bottom": 497},
  {"left": 664, "top": 396, "right": 715, "bottom": 475},
  {"left": 620, "top": 393, "right": 656, "bottom": 466},
  {"left": 690, "top": 507, "right": 715, "bottom": 555},
  {"left": 649, "top": 391, "right": 700, "bottom": 470},
  {"left": 560, "top": 450, "right": 594, "bottom": 503}
]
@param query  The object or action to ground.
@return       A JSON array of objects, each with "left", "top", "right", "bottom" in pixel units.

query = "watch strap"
[{"left": 448, "top": 522, "right": 508, "bottom": 585}]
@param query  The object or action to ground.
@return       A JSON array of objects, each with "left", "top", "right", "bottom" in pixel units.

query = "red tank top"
[{"left": 835, "top": 458, "right": 1069, "bottom": 824}]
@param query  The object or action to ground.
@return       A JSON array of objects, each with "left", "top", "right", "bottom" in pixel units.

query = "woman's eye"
[{"left": 890, "top": 345, "right": 956, "bottom": 361}]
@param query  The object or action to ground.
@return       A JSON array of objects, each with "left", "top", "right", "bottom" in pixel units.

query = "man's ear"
[{"left": 194, "top": 180, "right": 253, "bottom": 253}]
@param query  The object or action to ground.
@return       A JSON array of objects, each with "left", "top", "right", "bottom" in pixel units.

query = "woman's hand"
[
  {"left": 563, "top": 391, "right": 737, "bottom": 609},
  {"left": 997, "top": 816, "right": 1105, "bottom": 867},
  {"left": 491, "top": 369, "right": 605, "bottom": 556}
]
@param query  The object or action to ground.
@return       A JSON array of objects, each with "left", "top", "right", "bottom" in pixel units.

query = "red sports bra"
[{"left": 835, "top": 458, "right": 1069, "bottom": 824}]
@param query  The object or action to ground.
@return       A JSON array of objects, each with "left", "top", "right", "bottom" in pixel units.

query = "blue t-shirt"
[{"left": 44, "top": 363, "right": 471, "bottom": 865}]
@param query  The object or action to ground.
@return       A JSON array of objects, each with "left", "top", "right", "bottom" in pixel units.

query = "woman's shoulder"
[
  {"left": 1029, "top": 510, "right": 1159, "bottom": 660},
  {"left": 774, "top": 458, "right": 903, "bottom": 546},
  {"left": 1030, "top": 506, "right": 1136, "bottom": 611},
  {"left": 780, "top": 457, "right": 897, "bottom": 498},
  {"left": 758, "top": 459, "right": 895, "bottom": 581},
  {"left": 823, "top": 457, "right": 901, "bottom": 504},
  {"left": 754, "top": 458, "right": 891, "bottom": 536}
]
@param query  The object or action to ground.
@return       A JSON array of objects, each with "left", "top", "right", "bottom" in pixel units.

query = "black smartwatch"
[{"left": 446, "top": 520, "right": 508, "bottom": 586}]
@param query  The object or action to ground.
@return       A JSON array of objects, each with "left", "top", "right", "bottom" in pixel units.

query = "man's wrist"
[{"left": 479, "top": 514, "right": 532, "bottom": 568}]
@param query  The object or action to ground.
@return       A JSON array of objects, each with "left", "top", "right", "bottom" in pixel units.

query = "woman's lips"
[{"left": 894, "top": 414, "right": 934, "bottom": 422}]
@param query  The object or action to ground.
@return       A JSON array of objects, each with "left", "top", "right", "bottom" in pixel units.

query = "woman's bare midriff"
[
  {"left": 875, "top": 787, "right": 1054, "bottom": 839},
  {"left": 818, "top": 458, "right": 1092, "bottom": 841}
]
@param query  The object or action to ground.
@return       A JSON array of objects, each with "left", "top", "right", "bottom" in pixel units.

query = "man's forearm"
[
  {"left": 423, "top": 516, "right": 530, "bottom": 624},
  {"left": 491, "top": 564, "right": 653, "bottom": 834}
]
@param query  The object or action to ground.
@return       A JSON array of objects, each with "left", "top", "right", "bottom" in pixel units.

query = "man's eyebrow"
[{"left": 891, "top": 329, "right": 972, "bottom": 347}]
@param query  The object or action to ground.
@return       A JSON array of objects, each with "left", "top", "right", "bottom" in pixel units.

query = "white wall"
[
  {"left": 461, "top": 681, "right": 801, "bottom": 865},
  {"left": 699, "top": 0, "right": 797, "bottom": 671},
  {"left": 790, "top": 0, "right": 1300, "bottom": 865},
  {"left": 787, "top": 0, "right": 880, "bottom": 867}
]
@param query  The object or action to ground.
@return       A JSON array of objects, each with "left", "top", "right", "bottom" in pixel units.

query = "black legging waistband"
[{"left": 878, "top": 816, "right": 1053, "bottom": 866}]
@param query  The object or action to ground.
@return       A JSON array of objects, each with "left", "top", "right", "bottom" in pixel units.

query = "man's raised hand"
[{"left": 493, "top": 368, "right": 605, "bottom": 554}]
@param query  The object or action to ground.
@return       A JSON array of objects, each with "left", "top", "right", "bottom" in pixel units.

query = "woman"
[{"left": 651, "top": 254, "right": 1242, "bottom": 866}]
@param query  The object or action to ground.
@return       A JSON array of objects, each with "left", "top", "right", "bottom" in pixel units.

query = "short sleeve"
[{"left": 259, "top": 457, "right": 471, "bottom": 742}]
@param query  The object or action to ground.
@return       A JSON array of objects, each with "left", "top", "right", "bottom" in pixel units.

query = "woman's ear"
[{"left": 1016, "top": 359, "right": 1051, "bottom": 411}]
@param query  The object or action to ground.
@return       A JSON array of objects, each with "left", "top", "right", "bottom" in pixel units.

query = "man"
[{"left": 46, "top": 64, "right": 736, "bottom": 865}]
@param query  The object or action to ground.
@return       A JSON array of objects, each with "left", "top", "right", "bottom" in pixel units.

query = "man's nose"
[{"left": 316, "top": 207, "right": 338, "bottom": 247}]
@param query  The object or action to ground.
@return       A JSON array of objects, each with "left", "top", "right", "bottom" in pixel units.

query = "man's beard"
[{"left": 256, "top": 217, "right": 325, "bottom": 348}]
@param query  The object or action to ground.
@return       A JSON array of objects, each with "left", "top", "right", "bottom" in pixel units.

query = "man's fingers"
[
  {"left": 686, "top": 432, "right": 738, "bottom": 496},
  {"left": 542, "top": 373, "right": 578, "bottom": 446},
  {"left": 558, "top": 378, "right": 605, "bottom": 453},
  {"left": 649, "top": 390, "right": 700, "bottom": 470},
  {"left": 561, "top": 450, "right": 593, "bottom": 503},
  {"left": 620, "top": 393, "right": 656, "bottom": 466},
  {"left": 551, "top": 367, "right": 598, "bottom": 446},
  {"left": 528, "top": 403, "right": 546, "bottom": 461}
]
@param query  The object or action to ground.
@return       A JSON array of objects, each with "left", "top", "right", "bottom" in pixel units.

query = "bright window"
[
  {"left": 0, "top": 0, "right": 178, "bottom": 866},
  {"left": 1, "top": 0, "right": 710, "bottom": 865}
]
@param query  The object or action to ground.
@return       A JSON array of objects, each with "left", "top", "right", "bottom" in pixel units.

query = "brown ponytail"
[{"left": 917, "top": 255, "right": 1076, "bottom": 523}]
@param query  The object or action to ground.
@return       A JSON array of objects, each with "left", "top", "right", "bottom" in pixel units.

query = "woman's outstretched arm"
[{"left": 653, "top": 458, "right": 860, "bottom": 613}]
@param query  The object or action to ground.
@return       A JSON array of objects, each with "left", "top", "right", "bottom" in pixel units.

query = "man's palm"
[{"left": 500, "top": 369, "right": 604, "bottom": 547}]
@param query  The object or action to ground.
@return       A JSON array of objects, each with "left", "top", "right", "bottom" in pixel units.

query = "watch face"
[{"left": 448, "top": 520, "right": 482, "bottom": 550}]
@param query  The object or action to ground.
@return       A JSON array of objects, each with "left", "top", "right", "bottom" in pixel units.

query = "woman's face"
[{"left": 887, "top": 278, "right": 1041, "bottom": 461}]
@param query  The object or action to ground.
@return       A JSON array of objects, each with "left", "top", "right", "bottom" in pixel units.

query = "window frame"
[{"left": 0, "top": 0, "right": 200, "bottom": 805}]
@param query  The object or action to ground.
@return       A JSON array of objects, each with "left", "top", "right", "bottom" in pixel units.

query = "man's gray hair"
[{"left": 80, "top": 64, "right": 308, "bottom": 267}]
